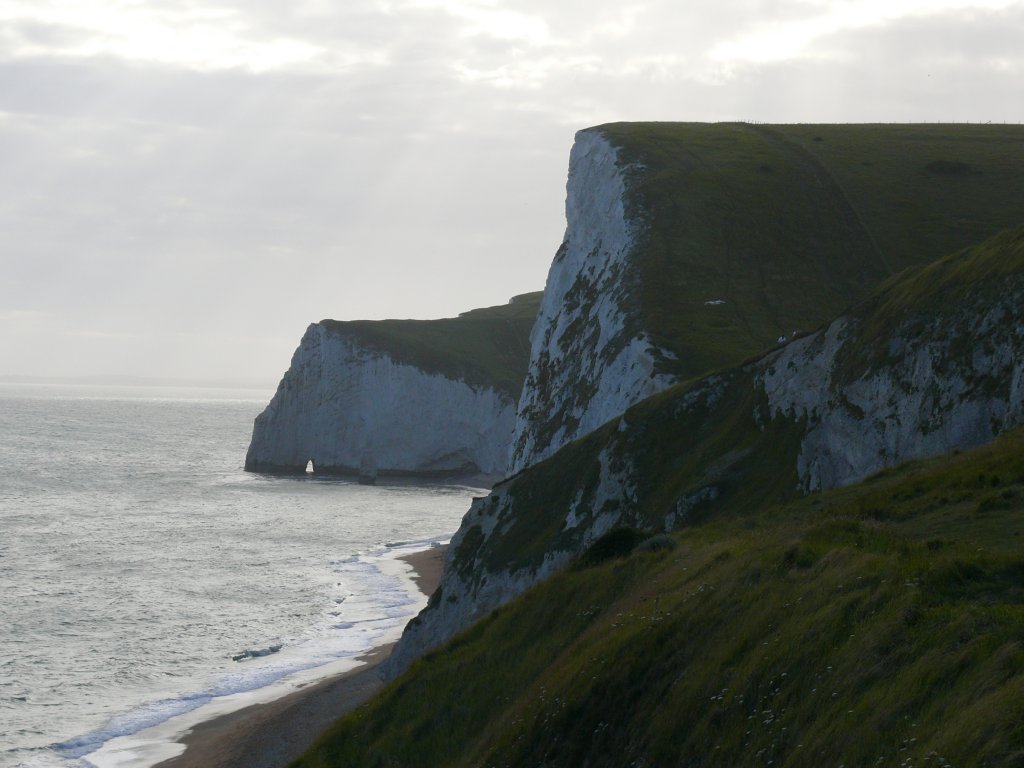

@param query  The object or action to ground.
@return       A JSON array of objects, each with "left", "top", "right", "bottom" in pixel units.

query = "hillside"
[
  {"left": 245, "top": 292, "right": 541, "bottom": 477},
  {"left": 387, "top": 225, "right": 1024, "bottom": 674},
  {"left": 294, "top": 427, "right": 1024, "bottom": 768},
  {"left": 511, "top": 123, "right": 1024, "bottom": 471}
]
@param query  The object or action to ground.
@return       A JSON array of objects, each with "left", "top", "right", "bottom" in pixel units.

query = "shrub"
[{"left": 576, "top": 527, "right": 648, "bottom": 568}]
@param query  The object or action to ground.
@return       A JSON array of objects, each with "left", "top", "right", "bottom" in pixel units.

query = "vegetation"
[
  {"left": 832, "top": 226, "right": 1024, "bottom": 386},
  {"left": 596, "top": 122, "right": 1024, "bottom": 381},
  {"left": 292, "top": 428, "right": 1024, "bottom": 768},
  {"left": 321, "top": 292, "right": 541, "bottom": 399}
]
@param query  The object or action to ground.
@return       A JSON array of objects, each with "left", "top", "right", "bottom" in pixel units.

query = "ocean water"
[{"left": 0, "top": 383, "right": 481, "bottom": 768}]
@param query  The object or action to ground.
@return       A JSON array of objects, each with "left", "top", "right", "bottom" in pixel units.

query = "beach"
[{"left": 152, "top": 545, "right": 446, "bottom": 768}]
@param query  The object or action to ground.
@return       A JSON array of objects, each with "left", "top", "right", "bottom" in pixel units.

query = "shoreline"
[{"left": 91, "top": 545, "right": 446, "bottom": 768}]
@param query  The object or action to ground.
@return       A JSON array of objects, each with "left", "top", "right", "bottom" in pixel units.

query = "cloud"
[
  {"left": 710, "top": 0, "right": 1022, "bottom": 68},
  {"left": 0, "top": 1, "right": 332, "bottom": 71},
  {"left": 0, "top": 309, "right": 49, "bottom": 325},
  {"left": 1, "top": 0, "right": 1022, "bottom": 379}
]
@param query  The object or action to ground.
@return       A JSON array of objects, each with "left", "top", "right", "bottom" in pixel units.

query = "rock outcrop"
[
  {"left": 246, "top": 294, "right": 540, "bottom": 478},
  {"left": 508, "top": 129, "right": 674, "bottom": 472}
]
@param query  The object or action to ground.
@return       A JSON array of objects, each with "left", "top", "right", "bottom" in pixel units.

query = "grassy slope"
[
  {"left": 319, "top": 292, "right": 541, "bottom": 399},
  {"left": 294, "top": 429, "right": 1024, "bottom": 768},
  {"left": 597, "top": 122, "right": 1024, "bottom": 380},
  {"left": 833, "top": 225, "right": 1024, "bottom": 387}
]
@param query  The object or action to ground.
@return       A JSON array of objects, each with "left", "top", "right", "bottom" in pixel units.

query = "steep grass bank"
[{"left": 293, "top": 429, "right": 1024, "bottom": 767}]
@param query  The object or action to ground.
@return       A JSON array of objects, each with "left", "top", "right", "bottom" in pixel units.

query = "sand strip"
[{"left": 153, "top": 545, "right": 446, "bottom": 768}]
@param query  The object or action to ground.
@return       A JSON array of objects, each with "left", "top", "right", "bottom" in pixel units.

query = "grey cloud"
[
  {"left": 0, "top": 19, "right": 91, "bottom": 50},
  {"left": 811, "top": 6, "right": 1024, "bottom": 70},
  {"left": 2, "top": 0, "right": 1023, "bottom": 380}
]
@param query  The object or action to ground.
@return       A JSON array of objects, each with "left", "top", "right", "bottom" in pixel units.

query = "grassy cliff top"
[
  {"left": 320, "top": 292, "right": 541, "bottom": 399},
  {"left": 595, "top": 121, "right": 1024, "bottom": 380},
  {"left": 294, "top": 427, "right": 1024, "bottom": 768}
]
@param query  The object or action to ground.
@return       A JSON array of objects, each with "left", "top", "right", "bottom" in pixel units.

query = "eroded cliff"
[
  {"left": 509, "top": 129, "right": 674, "bottom": 472},
  {"left": 246, "top": 294, "right": 540, "bottom": 478}
]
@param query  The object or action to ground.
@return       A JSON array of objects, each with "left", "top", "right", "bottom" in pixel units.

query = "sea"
[{"left": 0, "top": 383, "right": 483, "bottom": 768}]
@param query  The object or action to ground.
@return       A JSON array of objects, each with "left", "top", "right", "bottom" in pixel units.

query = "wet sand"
[{"left": 154, "top": 545, "right": 446, "bottom": 768}]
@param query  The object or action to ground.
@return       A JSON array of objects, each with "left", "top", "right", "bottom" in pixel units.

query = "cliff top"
[
  {"left": 319, "top": 292, "right": 542, "bottom": 399},
  {"left": 592, "top": 121, "right": 1024, "bottom": 381}
]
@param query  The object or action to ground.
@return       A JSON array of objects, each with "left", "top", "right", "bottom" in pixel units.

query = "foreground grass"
[{"left": 293, "top": 430, "right": 1024, "bottom": 767}]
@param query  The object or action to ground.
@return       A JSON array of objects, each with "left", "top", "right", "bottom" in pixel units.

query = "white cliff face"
[
  {"left": 382, "top": 472, "right": 624, "bottom": 678},
  {"left": 509, "top": 129, "right": 675, "bottom": 473},
  {"left": 384, "top": 440, "right": 637, "bottom": 679},
  {"left": 246, "top": 323, "right": 516, "bottom": 476},
  {"left": 761, "top": 291, "right": 1024, "bottom": 492},
  {"left": 383, "top": 485, "right": 571, "bottom": 676}
]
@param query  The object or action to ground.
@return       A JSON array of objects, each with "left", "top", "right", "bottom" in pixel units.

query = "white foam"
[{"left": 77, "top": 537, "right": 448, "bottom": 768}]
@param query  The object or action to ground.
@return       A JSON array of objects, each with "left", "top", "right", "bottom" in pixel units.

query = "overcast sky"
[{"left": 2, "top": 0, "right": 1023, "bottom": 383}]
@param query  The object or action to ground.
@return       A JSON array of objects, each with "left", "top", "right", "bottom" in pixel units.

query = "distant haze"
[{"left": 3, "top": 0, "right": 1023, "bottom": 381}]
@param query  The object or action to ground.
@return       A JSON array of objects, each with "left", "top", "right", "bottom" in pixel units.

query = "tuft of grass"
[{"left": 636, "top": 533, "right": 677, "bottom": 553}]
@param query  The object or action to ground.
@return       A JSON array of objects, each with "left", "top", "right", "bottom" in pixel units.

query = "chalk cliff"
[
  {"left": 509, "top": 129, "right": 674, "bottom": 472},
  {"left": 246, "top": 294, "right": 540, "bottom": 478},
  {"left": 384, "top": 226, "right": 1024, "bottom": 676},
  {"left": 509, "top": 122, "right": 1024, "bottom": 474}
]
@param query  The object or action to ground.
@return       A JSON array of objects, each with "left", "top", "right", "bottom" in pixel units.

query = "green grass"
[
  {"left": 595, "top": 122, "right": 1024, "bottom": 381},
  {"left": 320, "top": 292, "right": 541, "bottom": 399},
  {"left": 292, "top": 429, "right": 1024, "bottom": 768},
  {"left": 775, "top": 124, "right": 1024, "bottom": 272}
]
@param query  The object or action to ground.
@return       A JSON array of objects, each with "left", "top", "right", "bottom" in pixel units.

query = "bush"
[{"left": 576, "top": 527, "right": 648, "bottom": 568}]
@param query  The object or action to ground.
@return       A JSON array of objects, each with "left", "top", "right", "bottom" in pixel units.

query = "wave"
[{"left": 60, "top": 539, "right": 448, "bottom": 768}]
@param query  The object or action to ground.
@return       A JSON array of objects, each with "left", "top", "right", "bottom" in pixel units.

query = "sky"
[{"left": 2, "top": 0, "right": 1023, "bottom": 383}]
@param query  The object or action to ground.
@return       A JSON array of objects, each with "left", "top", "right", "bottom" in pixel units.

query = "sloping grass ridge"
[{"left": 292, "top": 429, "right": 1024, "bottom": 767}]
